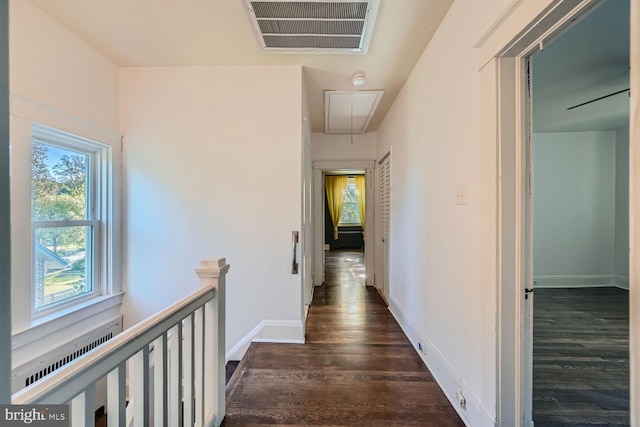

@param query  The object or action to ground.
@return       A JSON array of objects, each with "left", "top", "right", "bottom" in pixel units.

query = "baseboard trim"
[
  {"left": 533, "top": 275, "right": 615, "bottom": 288},
  {"left": 615, "top": 275, "right": 629, "bottom": 290},
  {"left": 226, "top": 319, "right": 304, "bottom": 362},
  {"left": 388, "top": 296, "right": 495, "bottom": 427}
]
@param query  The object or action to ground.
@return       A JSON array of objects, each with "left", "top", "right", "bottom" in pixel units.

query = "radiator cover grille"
[{"left": 12, "top": 319, "right": 122, "bottom": 393}]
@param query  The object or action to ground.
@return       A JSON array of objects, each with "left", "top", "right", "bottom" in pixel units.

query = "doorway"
[
  {"left": 312, "top": 161, "right": 375, "bottom": 294},
  {"left": 322, "top": 173, "right": 367, "bottom": 292},
  {"left": 529, "top": 1, "right": 630, "bottom": 423},
  {"left": 477, "top": 0, "right": 638, "bottom": 424}
]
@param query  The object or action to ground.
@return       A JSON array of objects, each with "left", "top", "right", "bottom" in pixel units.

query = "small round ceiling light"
[{"left": 352, "top": 70, "right": 366, "bottom": 87}]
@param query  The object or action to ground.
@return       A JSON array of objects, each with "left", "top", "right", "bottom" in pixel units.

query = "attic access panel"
[
  {"left": 244, "top": 0, "right": 380, "bottom": 53},
  {"left": 325, "top": 90, "right": 384, "bottom": 134}
]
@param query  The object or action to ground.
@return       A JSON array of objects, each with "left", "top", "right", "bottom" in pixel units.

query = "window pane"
[
  {"left": 32, "top": 142, "right": 88, "bottom": 221},
  {"left": 340, "top": 203, "right": 361, "bottom": 224},
  {"left": 339, "top": 179, "right": 361, "bottom": 224},
  {"left": 34, "top": 226, "right": 93, "bottom": 308},
  {"left": 344, "top": 184, "right": 358, "bottom": 203}
]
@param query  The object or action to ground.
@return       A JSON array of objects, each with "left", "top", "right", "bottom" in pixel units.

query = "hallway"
[{"left": 223, "top": 250, "right": 464, "bottom": 426}]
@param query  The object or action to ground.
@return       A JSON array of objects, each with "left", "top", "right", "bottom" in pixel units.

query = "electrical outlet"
[
  {"left": 456, "top": 389, "right": 466, "bottom": 411},
  {"left": 455, "top": 184, "right": 467, "bottom": 205},
  {"left": 417, "top": 341, "right": 426, "bottom": 356}
]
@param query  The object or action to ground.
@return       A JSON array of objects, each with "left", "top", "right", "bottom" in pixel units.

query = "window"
[
  {"left": 31, "top": 126, "right": 106, "bottom": 312},
  {"left": 339, "top": 177, "right": 362, "bottom": 225}
]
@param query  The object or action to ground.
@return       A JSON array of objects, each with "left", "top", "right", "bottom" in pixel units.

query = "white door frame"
[
  {"left": 313, "top": 160, "right": 376, "bottom": 288},
  {"left": 301, "top": 125, "right": 314, "bottom": 317},
  {"left": 477, "top": 0, "right": 638, "bottom": 424}
]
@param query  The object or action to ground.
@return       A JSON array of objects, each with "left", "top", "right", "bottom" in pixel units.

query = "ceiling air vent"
[{"left": 244, "top": 0, "right": 380, "bottom": 53}]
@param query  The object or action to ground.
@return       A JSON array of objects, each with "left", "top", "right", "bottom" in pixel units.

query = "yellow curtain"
[
  {"left": 354, "top": 175, "right": 366, "bottom": 240},
  {"left": 325, "top": 175, "right": 348, "bottom": 240}
]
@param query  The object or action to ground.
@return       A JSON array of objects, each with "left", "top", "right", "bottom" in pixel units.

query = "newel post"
[{"left": 195, "top": 258, "right": 230, "bottom": 427}]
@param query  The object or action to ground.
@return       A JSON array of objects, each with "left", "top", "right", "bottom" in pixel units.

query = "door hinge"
[{"left": 524, "top": 288, "right": 534, "bottom": 299}]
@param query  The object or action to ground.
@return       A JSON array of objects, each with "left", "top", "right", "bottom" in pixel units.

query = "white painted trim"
[
  {"left": 533, "top": 275, "right": 615, "bottom": 288},
  {"left": 225, "top": 320, "right": 304, "bottom": 362},
  {"left": 313, "top": 160, "right": 376, "bottom": 170},
  {"left": 631, "top": 2, "right": 640, "bottom": 422},
  {"left": 479, "top": 0, "right": 636, "bottom": 423},
  {"left": 305, "top": 285, "right": 315, "bottom": 317},
  {"left": 388, "top": 296, "right": 495, "bottom": 427},
  {"left": 9, "top": 94, "right": 122, "bottom": 341},
  {"left": 615, "top": 275, "right": 630, "bottom": 290},
  {"left": 312, "top": 160, "right": 376, "bottom": 291},
  {"left": 10, "top": 94, "right": 121, "bottom": 142},
  {"left": 313, "top": 168, "right": 325, "bottom": 286},
  {"left": 476, "top": 0, "right": 605, "bottom": 69},
  {"left": 479, "top": 57, "right": 499, "bottom": 426},
  {"left": 11, "top": 315, "right": 122, "bottom": 394},
  {"left": 12, "top": 293, "right": 124, "bottom": 352},
  {"left": 474, "top": 0, "right": 526, "bottom": 49}
]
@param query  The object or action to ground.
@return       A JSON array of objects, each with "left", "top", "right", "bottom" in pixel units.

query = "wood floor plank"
[
  {"left": 533, "top": 287, "right": 630, "bottom": 427},
  {"left": 223, "top": 250, "right": 464, "bottom": 426}
]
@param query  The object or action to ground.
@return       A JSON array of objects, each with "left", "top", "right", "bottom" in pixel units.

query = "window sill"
[{"left": 12, "top": 292, "right": 124, "bottom": 353}]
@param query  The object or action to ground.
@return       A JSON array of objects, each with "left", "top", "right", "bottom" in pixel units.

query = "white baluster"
[
  {"left": 131, "top": 347, "right": 149, "bottom": 427},
  {"left": 107, "top": 363, "right": 126, "bottom": 427},
  {"left": 194, "top": 307, "right": 205, "bottom": 426},
  {"left": 71, "top": 386, "right": 95, "bottom": 427},
  {"left": 204, "top": 298, "right": 215, "bottom": 424},
  {"left": 153, "top": 334, "right": 168, "bottom": 426},
  {"left": 183, "top": 314, "right": 194, "bottom": 426},
  {"left": 168, "top": 324, "right": 183, "bottom": 426}
]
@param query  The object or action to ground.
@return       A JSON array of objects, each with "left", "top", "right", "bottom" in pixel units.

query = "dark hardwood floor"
[
  {"left": 223, "top": 250, "right": 464, "bottom": 426},
  {"left": 533, "top": 287, "right": 629, "bottom": 426}
]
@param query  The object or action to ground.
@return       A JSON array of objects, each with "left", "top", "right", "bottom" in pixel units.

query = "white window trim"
[
  {"left": 30, "top": 123, "right": 115, "bottom": 318},
  {"left": 9, "top": 96, "right": 122, "bottom": 369},
  {"left": 338, "top": 178, "right": 362, "bottom": 227}
]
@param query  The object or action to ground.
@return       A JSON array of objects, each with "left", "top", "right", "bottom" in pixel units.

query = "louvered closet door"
[{"left": 378, "top": 153, "right": 391, "bottom": 299}]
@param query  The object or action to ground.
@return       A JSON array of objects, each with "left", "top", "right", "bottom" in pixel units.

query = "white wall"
[
  {"left": 120, "top": 66, "right": 305, "bottom": 359},
  {"left": 9, "top": 0, "right": 119, "bottom": 131},
  {"left": 9, "top": 0, "right": 122, "bottom": 369},
  {"left": 312, "top": 132, "right": 377, "bottom": 161},
  {"left": 374, "top": 0, "right": 513, "bottom": 424},
  {"left": 615, "top": 126, "right": 630, "bottom": 288},
  {"left": 533, "top": 131, "right": 617, "bottom": 287}
]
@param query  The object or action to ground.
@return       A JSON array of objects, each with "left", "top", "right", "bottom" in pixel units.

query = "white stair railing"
[{"left": 12, "top": 258, "right": 230, "bottom": 427}]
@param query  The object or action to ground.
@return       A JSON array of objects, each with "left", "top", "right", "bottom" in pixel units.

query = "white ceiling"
[
  {"left": 531, "top": 0, "right": 630, "bottom": 132},
  {"left": 28, "top": 0, "right": 454, "bottom": 133},
  {"left": 324, "top": 90, "right": 384, "bottom": 133}
]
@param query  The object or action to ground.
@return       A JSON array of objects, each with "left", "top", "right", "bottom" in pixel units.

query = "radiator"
[{"left": 11, "top": 318, "right": 122, "bottom": 394}]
